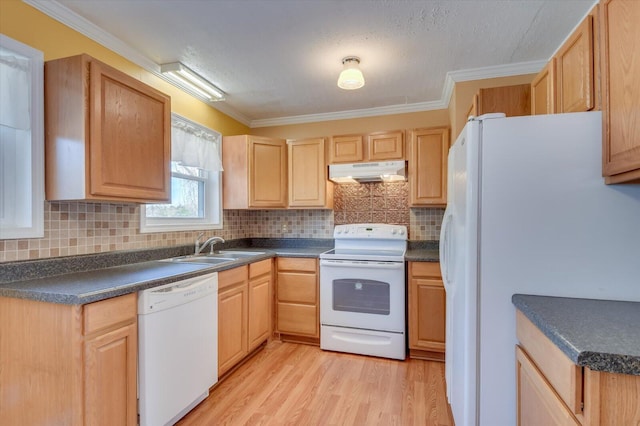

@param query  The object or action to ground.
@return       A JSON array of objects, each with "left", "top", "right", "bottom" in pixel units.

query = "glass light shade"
[{"left": 337, "top": 59, "right": 365, "bottom": 90}]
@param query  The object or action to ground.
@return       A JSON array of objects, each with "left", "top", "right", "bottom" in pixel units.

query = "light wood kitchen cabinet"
[
  {"left": 248, "top": 259, "right": 273, "bottom": 352},
  {"left": 44, "top": 54, "right": 171, "bottom": 203},
  {"left": 555, "top": 14, "right": 596, "bottom": 113},
  {"left": 0, "top": 293, "right": 137, "bottom": 426},
  {"left": 329, "top": 130, "right": 404, "bottom": 164},
  {"left": 516, "top": 310, "right": 640, "bottom": 425},
  {"left": 288, "top": 138, "right": 333, "bottom": 208},
  {"left": 218, "top": 259, "right": 273, "bottom": 377},
  {"left": 600, "top": 0, "right": 640, "bottom": 184},
  {"left": 467, "top": 84, "right": 531, "bottom": 118},
  {"left": 222, "top": 135, "right": 287, "bottom": 208},
  {"left": 408, "top": 262, "right": 445, "bottom": 361},
  {"left": 368, "top": 130, "right": 405, "bottom": 161},
  {"left": 409, "top": 127, "right": 449, "bottom": 207},
  {"left": 218, "top": 266, "right": 249, "bottom": 376},
  {"left": 276, "top": 257, "right": 319, "bottom": 343},
  {"left": 329, "top": 134, "right": 364, "bottom": 163},
  {"left": 531, "top": 59, "right": 557, "bottom": 115}
]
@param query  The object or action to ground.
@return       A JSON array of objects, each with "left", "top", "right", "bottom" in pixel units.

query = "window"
[
  {"left": 0, "top": 35, "right": 44, "bottom": 239},
  {"left": 140, "top": 114, "right": 223, "bottom": 233}
]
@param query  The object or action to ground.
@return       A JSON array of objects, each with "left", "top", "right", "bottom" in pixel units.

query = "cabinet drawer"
[
  {"left": 83, "top": 293, "right": 137, "bottom": 335},
  {"left": 249, "top": 259, "right": 272, "bottom": 279},
  {"left": 277, "top": 303, "right": 317, "bottom": 336},
  {"left": 516, "top": 311, "right": 583, "bottom": 415},
  {"left": 410, "top": 261, "right": 442, "bottom": 278},
  {"left": 516, "top": 346, "right": 580, "bottom": 426},
  {"left": 219, "top": 265, "right": 248, "bottom": 291},
  {"left": 277, "top": 272, "right": 317, "bottom": 304},
  {"left": 277, "top": 257, "right": 316, "bottom": 272}
]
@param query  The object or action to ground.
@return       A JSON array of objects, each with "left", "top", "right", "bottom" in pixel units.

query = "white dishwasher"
[{"left": 138, "top": 272, "right": 218, "bottom": 426}]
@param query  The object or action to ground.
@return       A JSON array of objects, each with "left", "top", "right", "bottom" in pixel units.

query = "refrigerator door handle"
[{"left": 440, "top": 210, "right": 452, "bottom": 289}]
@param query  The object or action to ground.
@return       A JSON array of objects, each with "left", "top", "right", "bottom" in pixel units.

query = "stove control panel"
[{"left": 334, "top": 223, "right": 407, "bottom": 240}]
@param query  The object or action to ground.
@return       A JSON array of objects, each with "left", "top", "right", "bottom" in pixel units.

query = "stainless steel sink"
[
  {"left": 165, "top": 255, "right": 238, "bottom": 264},
  {"left": 215, "top": 250, "right": 266, "bottom": 257}
]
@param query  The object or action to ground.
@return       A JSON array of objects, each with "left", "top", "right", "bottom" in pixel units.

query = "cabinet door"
[
  {"left": 531, "top": 60, "right": 556, "bottom": 115},
  {"left": 555, "top": 15, "right": 595, "bottom": 113},
  {"left": 248, "top": 137, "right": 287, "bottom": 207},
  {"left": 601, "top": 0, "right": 640, "bottom": 183},
  {"left": 409, "top": 277, "right": 445, "bottom": 352},
  {"left": 89, "top": 60, "right": 171, "bottom": 202},
  {"left": 409, "top": 127, "right": 449, "bottom": 206},
  {"left": 329, "top": 135, "right": 364, "bottom": 163},
  {"left": 476, "top": 85, "right": 531, "bottom": 116},
  {"left": 84, "top": 322, "right": 137, "bottom": 426},
  {"left": 288, "top": 138, "right": 330, "bottom": 207},
  {"left": 368, "top": 131, "right": 404, "bottom": 161},
  {"left": 218, "top": 283, "right": 248, "bottom": 376},
  {"left": 516, "top": 347, "right": 580, "bottom": 426},
  {"left": 248, "top": 274, "right": 271, "bottom": 352}
]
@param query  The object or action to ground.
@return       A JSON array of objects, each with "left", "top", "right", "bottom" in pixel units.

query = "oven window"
[{"left": 332, "top": 279, "right": 390, "bottom": 315}]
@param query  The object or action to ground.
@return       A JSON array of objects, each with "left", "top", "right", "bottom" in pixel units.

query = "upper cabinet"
[
  {"left": 287, "top": 138, "right": 333, "bottom": 208},
  {"left": 329, "top": 130, "right": 404, "bottom": 164},
  {"left": 409, "top": 127, "right": 449, "bottom": 207},
  {"left": 532, "top": 7, "right": 600, "bottom": 116},
  {"left": 45, "top": 54, "right": 171, "bottom": 203},
  {"left": 555, "top": 14, "right": 596, "bottom": 113},
  {"left": 467, "top": 84, "right": 531, "bottom": 118},
  {"left": 531, "top": 60, "right": 556, "bottom": 115},
  {"left": 368, "top": 131, "right": 405, "bottom": 161},
  {"left": 600, "top": 0, "right": 640, "bottom": 184},
  {"left": 222, "top": 135, "right": 287, "bottom": 208}
]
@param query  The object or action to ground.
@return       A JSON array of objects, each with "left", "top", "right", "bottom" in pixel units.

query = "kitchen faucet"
[{"left": 194, "top": 234, "right": 225, "bottom": 255}]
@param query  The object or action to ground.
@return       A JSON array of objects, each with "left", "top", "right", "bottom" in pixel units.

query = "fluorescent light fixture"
[
  {"left": 337, "top": 56, "right": 365, "bottom": 90},
  {"left": 161, "top": 62, "right": 225, "bottom": 102}
]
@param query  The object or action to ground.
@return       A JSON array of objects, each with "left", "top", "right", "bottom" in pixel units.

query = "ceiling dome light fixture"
[{"left": 337, "top": 56, "right": 365, "bottom": 90}]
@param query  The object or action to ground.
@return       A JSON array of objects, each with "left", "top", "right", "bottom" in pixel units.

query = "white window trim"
[
  {"left": 0, "top": 35, "right": 44, "bottom": 240},
  {"left": 139, "top": 114, "right": 223, "bottom": 233}
]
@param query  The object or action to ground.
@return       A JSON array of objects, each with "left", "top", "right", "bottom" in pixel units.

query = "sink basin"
[
  {"left": 165, "top": 255, "right": 238, "bottom": 265},
  {"left": 215, "top": 250, "right": 266, "bottom": 257}
]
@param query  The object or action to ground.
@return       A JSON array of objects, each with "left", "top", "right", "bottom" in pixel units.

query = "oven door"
[{"left": 320, "top": 259, "right": 405, "bottom": 333}]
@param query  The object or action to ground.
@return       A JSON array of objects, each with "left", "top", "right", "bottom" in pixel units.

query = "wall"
[{"left": 251, "top": 109, "right": 450, "bottom": 140}]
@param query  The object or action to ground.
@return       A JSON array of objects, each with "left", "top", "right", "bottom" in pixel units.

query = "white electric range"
[{"left": 319, "top": 223, "right": 407, "bottom": 360}]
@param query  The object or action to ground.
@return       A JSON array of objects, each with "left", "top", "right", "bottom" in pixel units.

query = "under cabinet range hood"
[{"left": 329, "top": 160, "right": 406, "bottom": 184}]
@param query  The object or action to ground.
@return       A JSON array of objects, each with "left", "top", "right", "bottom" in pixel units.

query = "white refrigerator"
[{"left": 439, "top": 111, "right": 640, "bottom": 426}]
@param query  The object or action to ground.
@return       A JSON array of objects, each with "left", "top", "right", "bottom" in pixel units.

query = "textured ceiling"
[{"left": 52, "top": 0, "right": 595, "bottom": 124}]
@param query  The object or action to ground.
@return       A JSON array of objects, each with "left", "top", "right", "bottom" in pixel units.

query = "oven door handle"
[{"left": 320, "top": 259, "right": 404, "bottom": 270}]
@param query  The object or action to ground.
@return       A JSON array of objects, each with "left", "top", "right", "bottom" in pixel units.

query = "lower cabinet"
[
  {"left": 408, "top": 261, "right": 445, "bottom": 361},
  {"left": 0, "top": 293, "right": 138, "bottom": 426},
  {"left": 218, "top": 259, "right": 272, "bottom": 377},
  {"left": 516, "top": 310, "right": 640, "bottom": 425},
  {"left": 276, "top": 257, "right": 319, "bottom": 343}
]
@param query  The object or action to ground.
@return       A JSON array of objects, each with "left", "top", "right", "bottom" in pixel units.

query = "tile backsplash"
[{"left": 0, "top": 182, "right": 444, "bottom": 262}]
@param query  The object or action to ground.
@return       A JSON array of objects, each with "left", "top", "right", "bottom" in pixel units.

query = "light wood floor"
[{"left": 177, "top": 341, "right": 454, "bottom": 426}]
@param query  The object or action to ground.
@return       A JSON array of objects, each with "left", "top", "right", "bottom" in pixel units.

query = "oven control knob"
[
  {"left": 344, "top": 228, "right": 350, "bottom": 234},
  {"left": 392, "top": 229, "right": 397, "bottom": 235},
  {"left": 399, "top": 229, "right": 405, "bottom": 235}
]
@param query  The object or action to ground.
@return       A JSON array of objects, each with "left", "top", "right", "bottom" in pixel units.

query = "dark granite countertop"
[
  {"left": 512, "top": 294, "right": 640, "bottom": 376},
  {"left": 0, "top": 240, "right": 332, "bottom": 305},
  {"left": 0, "top": 238, "right": 438, "bottom": 305}
]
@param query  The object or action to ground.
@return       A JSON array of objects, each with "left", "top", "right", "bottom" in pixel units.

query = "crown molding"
[
  {"left": 23, "top": 0, "right": 253, "bottom": 127},
  {"left": 250, "top": 99, "right": 448, "bottom": 128},
  {"left": 446, "top": 60, "right": 546, "bottom": 82},
  {"left": 25, "top": 0, "right": 545, "bottom": 129}
]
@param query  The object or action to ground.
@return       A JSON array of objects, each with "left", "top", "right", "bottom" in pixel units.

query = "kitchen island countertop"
[{"left": 512, "top": 294, "right": 640, "bottom": 376}]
